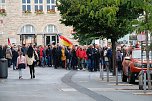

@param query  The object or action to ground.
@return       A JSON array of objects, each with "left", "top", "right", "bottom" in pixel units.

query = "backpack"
[{"left": 6, "top": 48, "right": 12, "bottom": 59}]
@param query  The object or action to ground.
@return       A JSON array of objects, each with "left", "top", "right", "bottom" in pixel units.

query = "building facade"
[{"left": 0, "top": 0, "right": 77, "bottom": 46}]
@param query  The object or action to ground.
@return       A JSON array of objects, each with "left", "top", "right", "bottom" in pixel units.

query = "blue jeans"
[
  {"left": 41, "top": 57, "right": 45, "bottom": 66},
  {"left": 47, "top": 56, "right": 52, "bottom": 66},
  {"left": 87, "top": 59, "right": 94, "bottom": 71}
]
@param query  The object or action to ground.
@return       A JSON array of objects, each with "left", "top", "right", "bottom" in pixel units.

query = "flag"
[
  {"left": 58, "top": 34, "right": 73, "bottom": 47},
  {"left": 8, "top": 38, "right": 11, "bottom": 46}
]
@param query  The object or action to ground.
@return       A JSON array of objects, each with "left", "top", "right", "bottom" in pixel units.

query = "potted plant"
[
  {"left": 0, "top": 9, "right": 6, "bottom": 16},
  {"left": 35, "top": 10, "right": 44, "bottom": 15},
  {"left": 47, "top": 9, "right": 56, "bottom": 14},
  {"left": 23, "top": 10, "right": 32, "bottom": 15}
]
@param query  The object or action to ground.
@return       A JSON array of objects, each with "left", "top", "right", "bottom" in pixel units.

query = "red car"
[{"left": 122, "top": 48, "right": 152, "bottom": 84}]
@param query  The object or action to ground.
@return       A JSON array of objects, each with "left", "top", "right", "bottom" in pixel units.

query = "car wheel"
[
  {"left": 122, "top": 71, "right": 127, "bottom": 82},
  {"left": 128, "top": 70, "right": 135, "bottom": 84}
]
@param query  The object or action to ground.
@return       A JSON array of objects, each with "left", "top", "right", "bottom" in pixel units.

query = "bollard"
[
  {"left": 144, "top": 70, "right": 147, "bottom": 93},
  {"left": 107, "top": 63, "right": 109, "bottom": 82},
  {"left": 99, "top": 62, "right": 104, "bottom": 80},
  {"left": 116, "top": 67, "right": 118, "bottom": 85},
  {"left": 139, "top": 70, "right": 144, "bottom": 90}
]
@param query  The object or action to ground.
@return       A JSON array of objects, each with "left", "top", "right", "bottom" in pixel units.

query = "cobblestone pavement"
[{"left": 0, "top": 67, "right": 152, "bottom": 101}]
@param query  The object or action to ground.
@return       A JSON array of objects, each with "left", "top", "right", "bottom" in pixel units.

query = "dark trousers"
[
  {"left": 29, "top": 63, "right": 35, "bottom": 77},
  {"left": 61, "top": 60, "right": 66, "bottom": 69},
  {"left": 47, "top": 56, "right": 52, "bottom": 66},
  {"left": 117, "top": 61, "right": 122, "bottom": 72},
  {"left": 53, "top": 57, "right": 60, "bottom": 69},
  {"left": 94, "top": 59, "right": 99, "bottom": 71},
  {"left": 7, "top": 59, "right": 12, "bottom": 67}
]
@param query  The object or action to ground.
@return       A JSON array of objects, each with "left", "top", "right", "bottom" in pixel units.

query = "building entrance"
[
  {"left": 45, "top": 35, "right": 58, "bottom": 45},
  {"left": 20, "top": 34, "right": 36, "bottom": 45}
]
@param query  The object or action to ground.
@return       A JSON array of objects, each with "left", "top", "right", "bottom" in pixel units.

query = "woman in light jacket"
[
  {"left": 26, "top": 45, "right": 35, "bottom": 79},
  {"left": 16, "top": 51, "right": 27, "bottom": 79}
]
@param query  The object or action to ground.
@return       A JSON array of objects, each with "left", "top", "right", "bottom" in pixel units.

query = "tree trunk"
[{"left": 111, "top": 38, "right": 116, "bottom": 76}]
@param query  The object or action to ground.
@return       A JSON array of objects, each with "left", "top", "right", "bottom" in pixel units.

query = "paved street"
[{"left": 0, "top": 67, "right": 152, "bottom": 101}]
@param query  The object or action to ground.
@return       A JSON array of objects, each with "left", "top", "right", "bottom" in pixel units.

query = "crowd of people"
[{"left": 0, "top": 43, "right": 129, "bottom": 79}]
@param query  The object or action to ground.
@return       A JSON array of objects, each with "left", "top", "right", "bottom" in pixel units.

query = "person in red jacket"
[{"left": 76, "top": 46, "right": 86, "bottom": 70}]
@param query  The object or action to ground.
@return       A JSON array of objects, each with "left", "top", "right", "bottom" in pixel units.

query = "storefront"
[{"left": 19, "top": 24, "right": 37, "bottom": 45}]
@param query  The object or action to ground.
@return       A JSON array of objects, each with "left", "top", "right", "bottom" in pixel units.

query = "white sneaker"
[
  {"left": 82, "top": 68, "right": 85, "bottom": 71},
  {"left": 77, "top": 69, "right": 80, "bottom": 71}
]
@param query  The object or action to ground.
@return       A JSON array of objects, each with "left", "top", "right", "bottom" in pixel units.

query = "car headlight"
[{"left": 134, "top": 63, "right": 142, "bottom": 67}]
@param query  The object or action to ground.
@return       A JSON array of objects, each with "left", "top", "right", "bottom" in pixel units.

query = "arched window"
[
  {"left": 44, "top": 24, "right": 58, "bottom": 33},
  {"left": 20, "top": 24, "right": 35, "bottom": 34}
]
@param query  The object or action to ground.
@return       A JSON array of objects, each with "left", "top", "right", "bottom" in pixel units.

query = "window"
[
  {"left": 34, "top": 0, "right": 43, "bottom": 11},
  {"left": 21, "top": 25, "right": 35, "bottom": 34},
  {"left": 0, "top": 0, "right": 5, "bottom": 9},
  {"left": 22, "top": 0, "right": 31, "bottom": 12},
  {"left": 47, "top": 0, "right": 56, "bottom": 11},
  {"left": 44, "top": 24, "right": 58, "bottom": 33}
]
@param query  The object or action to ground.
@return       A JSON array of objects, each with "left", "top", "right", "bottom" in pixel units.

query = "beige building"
[{"left": 0, "top": 0, "right": 77, "bottom": 46}]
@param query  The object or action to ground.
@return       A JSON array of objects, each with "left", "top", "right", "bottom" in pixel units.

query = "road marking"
[
  {"left": 60, "top": 88, "right": 118, "bottom": 92},
  {"left": 108, "top": 84, "right": 133, "bottom": 86},
  {"left": 133, "top": 92, "right": 152, "bottom": 95},
  {"left": 88, "top": 88, "right": 115, "bottom": 91},
  {"left": 60, "top": 87, "right": 145, "bottom": 92},
  {"left": 61, "top": 88, "right": 77, "bottom": 91},
  {"left": 79, "top": 81, "right": 88, "bottom": 82}
]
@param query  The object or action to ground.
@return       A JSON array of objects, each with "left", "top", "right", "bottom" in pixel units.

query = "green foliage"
[
  {"left": 57, "top": 0, "right": 143, "bottom": 42},
  {"left": 133, "top": 0, "right": 152, "bottom": 33}
]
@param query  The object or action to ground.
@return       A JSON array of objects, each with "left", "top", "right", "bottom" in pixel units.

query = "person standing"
[
  {"left": 71, "top": 46, "right": 78, "bottom": 70},
  {"left": 65, "top": 47, "right": 72, "bottom": 70},
  {"left": 16, "top": 52, "right": 27, "bottom": 79},
  {"left": 52, "top": 45, "right": 61, "bottom": 69},
  {"left": 86, "top": 45, "right": 93, "bottom": 72},
  {"left": 26, "top": 45, "right": 35, "bottom": 79},
  {"left": 21, "top": 44, "right": 27, "bottom": 56},
  {"left": 61, "top": 46, "right": 66, "bottom": 69},
  {"left": 12, "top": 46, "right": 19, "bottom": 70},
  {"left": 46, "top": 45, "right": 52, "bottom": 67},
  {"left": 92, "top": 44, "right": 100, "bottom": 71},
  {"left": 116, "top": 50, "right": 123, "bottom": 72},
  {"left": 5, "top": 45, "right": 12, "bottom": 67}
]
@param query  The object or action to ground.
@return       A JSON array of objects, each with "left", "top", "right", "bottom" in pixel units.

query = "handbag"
[{"left": 18, "top": 63, "right": 26, "bottom": 69}]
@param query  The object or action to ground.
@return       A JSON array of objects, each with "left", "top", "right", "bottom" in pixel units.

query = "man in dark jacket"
[
  {"left": 21, "top": 44, "right": 27, "bottom": 56},
  {"left": 52, "top": 45, "right": 61, "bottom": 69},
  {"left": 86, "top": 45, "right": 94, "bottom": 72},
  {"left": 92, "top": 44, "right": 100, "bottom": 71},
  {"left": 12, "top": 47, "right": 18, "bottom": 70},
  {"left": 46, "top": 45, "right": 52, "bottom": 67}
]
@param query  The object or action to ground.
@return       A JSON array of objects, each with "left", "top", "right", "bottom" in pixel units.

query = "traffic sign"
[{"left": 137, "top": 34, "right": 146, "bottom": 41}]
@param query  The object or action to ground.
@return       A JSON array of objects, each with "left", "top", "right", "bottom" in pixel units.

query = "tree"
[
  {"left": 57, "top": 0, "right": 142, "bottom": 76},
  {"left": 134, "top": 0, "right": 152, "bottom": 90}
]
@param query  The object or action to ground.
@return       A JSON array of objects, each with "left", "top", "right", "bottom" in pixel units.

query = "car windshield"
[{"left": 132, "top": 50, "right": 152, "bottom": 59}]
